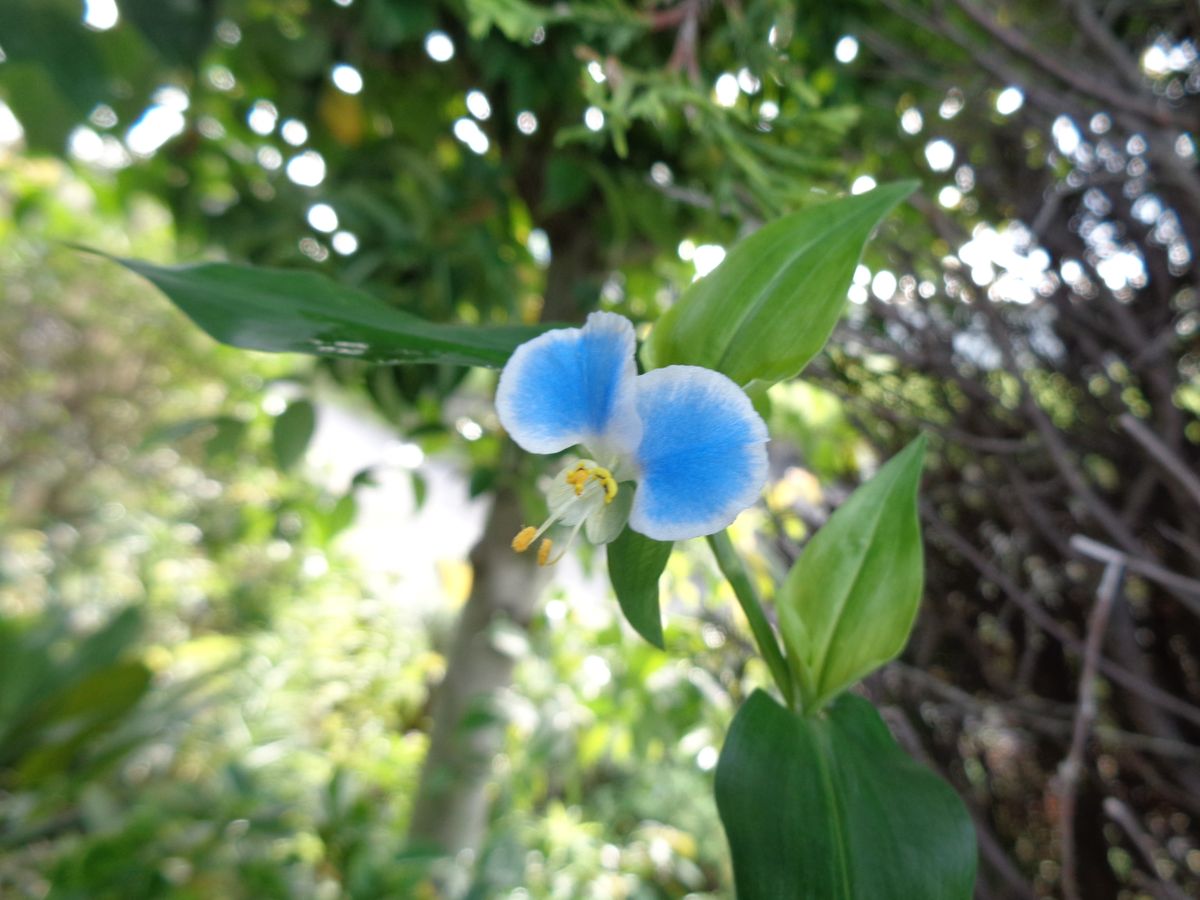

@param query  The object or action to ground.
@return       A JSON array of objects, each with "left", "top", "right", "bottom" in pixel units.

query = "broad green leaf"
[
  {"left": 102, "top": 255, "right": 549, "bottom": 368},
  {"left": 779, "top": 436, "right": 926, "bottom": 711},
  {"left": 607, "top": 529, "right": 673, "bottom": 649},
  {"left": 273, "top": 400, "right": 316, "bottom": 472},
  {"left": 17, "top": 661, "right": 153, "bottom": 786},
  {"left": 647, "top": 182, "right": 917, "bottom": 387},
  {"left": 715, "top": 689, "right": 976, "bottom": 900}
]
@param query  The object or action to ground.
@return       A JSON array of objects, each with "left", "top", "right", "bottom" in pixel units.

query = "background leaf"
[
  {"left": 104, "top": 256, "right": 550, "bottom": 368},
  {"left": 646, "top": 182, "right": 917, "bottom": 387},
  {"left": 606, "top": 529, "right": 673, "bottom": 649},
  {"left": 272, "top": 400, "right": 316, "bottom": 472},
  {"left": 778, "top": 435, "right": 926, "bottom": 711},
  {"left": 715, "top": 689, "right": 976, "bottom": 900}
]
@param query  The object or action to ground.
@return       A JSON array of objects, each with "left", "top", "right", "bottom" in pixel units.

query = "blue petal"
[
  {"left": 496, "top": 312, "right": 642, "bottom": 457},
  {"left": 629, "top": 366, "right": 768, "bottom": 541}
]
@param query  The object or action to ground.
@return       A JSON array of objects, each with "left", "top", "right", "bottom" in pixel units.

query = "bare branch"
[{"left": 1057, "top": 559, "right": 1125, "bottom": 900}]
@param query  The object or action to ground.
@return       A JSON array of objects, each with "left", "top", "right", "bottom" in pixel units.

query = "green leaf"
[
  {"left": 273, "top": 400, "right": 316, "bottom": 472},
  {"left": 715, "top": 689, "right": 976, "bottom": 900},
  {"left": 646, "top": 182, "right": 917, "bottom": 387},
  {"left": 606, "top": 529, "right": 672, "bottom": 649},
  {"left": 779, "top": 435, "right": 926, "bottom": 711},
  {"left": 205, "top": 416, "right": 248, "bottom": 463},
  {"left": 410, "top": 472, "right": 428, "bottom": 512},
  {"left": 468, "top": 467, "right": 498, "bottom": 498},
  {"left": 99, "top": 255, "right": 550, "bottom": 368},
  {"left": 324, "top": 492, "right": 357, "bottom": 539}
]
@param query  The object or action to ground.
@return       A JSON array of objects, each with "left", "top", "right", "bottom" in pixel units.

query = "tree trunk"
[{"left": 405, "top": 483, "right": 547, "bottom": 872}]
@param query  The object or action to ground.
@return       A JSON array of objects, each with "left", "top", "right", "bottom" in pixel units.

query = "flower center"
[
  {"left": 511, "top": 459, "right": 620, "bottom": 566},
  {"left": 564, "top": 461, "right": 618, "bottom": 504}
]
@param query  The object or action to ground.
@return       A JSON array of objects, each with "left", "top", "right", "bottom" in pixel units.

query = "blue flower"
[{"left": 497, "top": 312, "right": 768, "bottom": 562}]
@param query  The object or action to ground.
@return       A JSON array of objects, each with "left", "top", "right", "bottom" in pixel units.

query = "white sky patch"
[
  {"left": 69, "top": 127, "right": 130, "bottom": 169},
  {"left": 126, "top": 90, "right": 188, "bottom": 157},
  {"left": 692, "top": 244, "right": 726, "bottom": 279},
  {"left": 853, "top": 265, "right": 871, "bottom": 286},
  {"left": 851, "top": 175, "right": 877, "bottom": 195},
  {"left": 331, "top": 63, "right": 363, "bottom": 95},
  {"left": 456, "top": 417, "right": 483, "bottom": 441},
  {"left": 650, "top": 162, "right": 672, "bottom": 185},
  {"left": 938, "top": 185, "right": 962, "bottom": 208},
  {"left": 453, "top": 117, "right": 489, "bottom": 154},
  {"left": 1142, "top": 37, "right": 1196, "bottom": 77},
  {"left": 0, "top": 101, "right": 25, "bottom": 146},
  {"left": 527, "top": 228, "right": 551, "bottom": 267},
  {"left": 425, "top": 31, "right": 454, "bottom": 63},
  {"left": 1052, "top": 115, "right": 1081, "bottom": 155},
  {"left": 286, "top": 150, "right": 326, "bottom": 187},
  {"left": 466, "top": 90, "right": 491, "bottom": 120},
  {"left": 939, "top": 89, "right": 964, "bottom": 119},
  {"left": 278, "top": 122, "right": 313, "bottom": 152},
  {"left": 995, "top": 86, "right": 1024, "bottom": 115},
  {"left": 332, "top": 230, "right": 358, "bottom": 255},
  {"left": 584, "top": 106, "right": 605, "bottom": 131},
  {"left": 247, "top": 100, "right": 277, "bottom": 135},
  {"left": 834, "top": 35, "right": 859, "bottom": 63},
  {"left": 924, "top": 138, "right": 955, "bottom": 172},
  {"left": 307, "top": 203, "right": 338, "bottom": 233},
  {"left": 69, "top": 126, "right": 104, "bottom": 162},
  {"left": 83, "top": 0, "right": 119, "bottom": 31},
  {"left": 737, "top": 68, "right": 761, "bottom": 94},
  {"left": 900, "top": 107, "right": 923, "bottom": 135},
  {"left": 587, "top": 61, "right": 606, "bottom": 83},
  {"left": 678, "top": 239, "right": 696, "bottom": 261},
  {"left": 1060, "top": 259, "right": 1085, "bottom": 283},
  {"left": 714, "top": 73, "right": 740, "bottom": 108},
  {"left": 281, "top": 119, "right": 308, "bottom": 145},
  {"left": 516, "top": 111, "right": 538, "bottom": 135},
  {"left": 871, "top": 270, "right": 897, "bottom": 301},
  {"left": 759, "top": 100, "right": 779, "bottom": 122},
  {"left": 384, "top": 440, "right": 424, "bottom": 469},
  {"left": 1096, "top": 250, "right": 1147, "bottom": 292},
  {"left": 581, "top": 654, "right": 612, "bottom": 698},
  {"left": 957, "top": 223, "right": 1054, "bottom": 304}
]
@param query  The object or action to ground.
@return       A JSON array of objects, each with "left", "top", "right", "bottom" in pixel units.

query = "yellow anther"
[
  {"left": 537, "top": 538, "right": 553, "bottom": 566},
  {"left": 564, "top": 462, "right": 619, "bottom": 504},
  {"left": 565, "top": 462, "right": 591, "bottom": 496},
  {"left": 512, "top": 526, "right": 537, "bottom": 552},
  {"left": 590, "top": 466, "right": 618, "bottom": 504}
]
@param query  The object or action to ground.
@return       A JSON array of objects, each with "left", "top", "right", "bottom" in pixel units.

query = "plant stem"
[{"left": 707, "top": 530, "right": 794, "bottom": 709}]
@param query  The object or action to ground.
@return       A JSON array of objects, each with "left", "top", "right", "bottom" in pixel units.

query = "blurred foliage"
[
  {"left": 5, "top": 0, "right": 1198, "bottom": 896},
  {"left": 0, "top": 159, "right": 788, "bottom": 897}
]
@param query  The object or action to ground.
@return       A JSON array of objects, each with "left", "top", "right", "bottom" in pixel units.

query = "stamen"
[
  {"left": 565, "top": 462, "right": 591, "bottom": 496},
  {"left": 512, "top": 526, "right": 537, "bottom": 553},
  {"left": 590, "top": 466, "right": 618, "bottom": 504},
  {"left": 513, "top": 460, "right": 621, "bottom": 563},
  {"left": 546, "top": 517, "right": 587, "bottom": 566}
]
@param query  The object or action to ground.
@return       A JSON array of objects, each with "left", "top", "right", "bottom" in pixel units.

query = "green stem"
[{"left": 707, "top": 530, "right": 794, "bottom": 709}]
